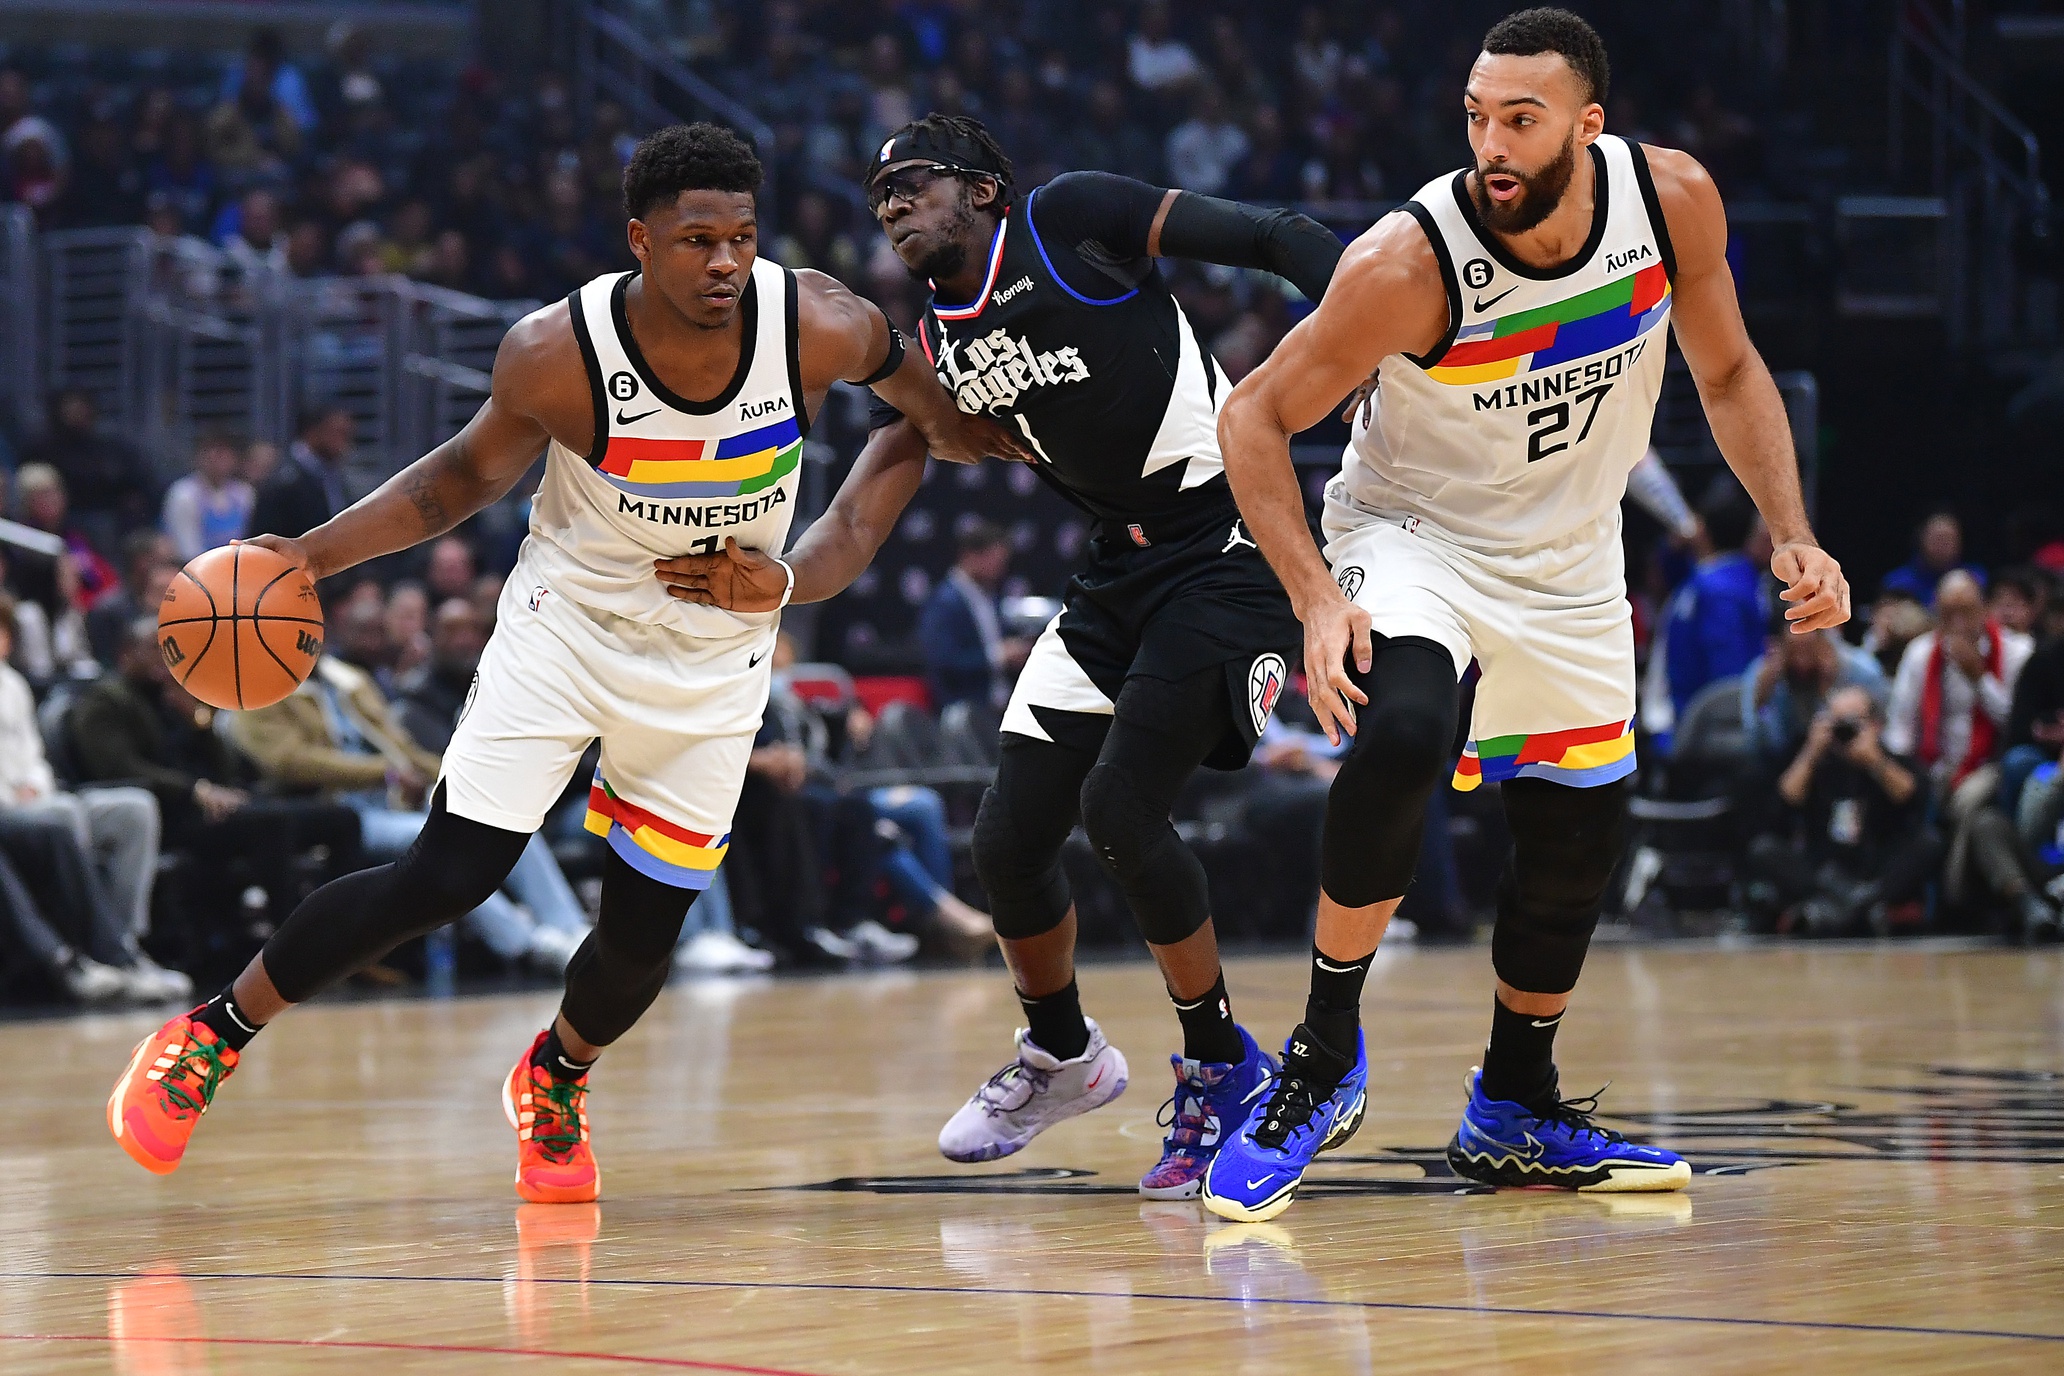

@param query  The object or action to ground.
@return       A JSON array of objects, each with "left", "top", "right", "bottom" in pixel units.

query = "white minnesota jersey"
[
  {"left": 1335, "top": 134, "right": 1675, "bottom": 552},
  {"left": 526, "top": 257, "right": 805, "bottom": 636}
]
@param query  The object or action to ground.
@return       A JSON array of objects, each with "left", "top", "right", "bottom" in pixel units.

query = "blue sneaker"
[
  {"left": 1138, "top": 1024, "right": 1277, "bottom": 1200},
  {"left": 1446, "top": 1068, "right": 1692, "bottom": 1192},
  {"left": 1200, "top": 1024, "right": 1368, "bottom": 1222}
]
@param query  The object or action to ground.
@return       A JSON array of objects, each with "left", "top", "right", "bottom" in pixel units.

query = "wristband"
[{"left": 773, "top": 557, "right": 796, "bottom": 609}]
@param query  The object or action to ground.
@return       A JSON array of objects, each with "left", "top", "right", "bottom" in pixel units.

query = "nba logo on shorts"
[
  {"left": 1335, "top": 565, "right": 1364, "bottom": 601},
  {"left": 1248, "top": 653, "right": 1286, "bottom": 735},
  {"left": 529, "top": 585, "right": 549, "bottom": 611},
  {"left": 1128, "top": 523, "right": 1150, "bottom": 548},
  {"left": 1402, "top": 516, "right": 1422, "bottom": 535}
]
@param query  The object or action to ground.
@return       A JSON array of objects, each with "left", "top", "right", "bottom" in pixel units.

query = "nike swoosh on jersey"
[
  {"left": 616, "top": 407, "right": 661, "bottom": 425},
  {"left": 1473, "top": 286, "right": 1519, "bottom": 312}
]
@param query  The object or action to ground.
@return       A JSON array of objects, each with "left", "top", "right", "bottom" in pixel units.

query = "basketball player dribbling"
[
  {"left": 1202, "top": 8, "right": 1852, "bottom": 1221},
  {"left": 106, "top": 123, "right": 1023, "bottom": 1202}
]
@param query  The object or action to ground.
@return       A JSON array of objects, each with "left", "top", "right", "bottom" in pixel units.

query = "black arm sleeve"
[
  {"left": 1030, "top": 169, "right": 1342, "bottom": 304},
  {"left": 1158, "top": 192, "right": 1343, "bottom": 303}
]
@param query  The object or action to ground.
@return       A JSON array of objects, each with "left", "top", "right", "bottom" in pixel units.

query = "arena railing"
[{"left": 23, "top": 221, "right": 537, "bottom": 495}]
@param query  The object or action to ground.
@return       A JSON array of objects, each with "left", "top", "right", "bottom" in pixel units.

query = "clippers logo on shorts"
[
  {"left": 1335, "top": 565, "right": 1365, "bottom": 601},
  {"left": 1248, "top": 653, "right": 1287, "bottom": 735}
]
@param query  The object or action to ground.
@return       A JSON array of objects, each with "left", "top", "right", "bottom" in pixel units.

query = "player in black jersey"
[{"left": 655, "top": 114, "right": 1345, "bottom": 1198}]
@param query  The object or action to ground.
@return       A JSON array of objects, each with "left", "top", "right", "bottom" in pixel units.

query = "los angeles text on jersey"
[
  {"left": 616, "top": 487, "right": 789, "bottom": 527},
  {"left": 935, "top": 327, "right": 1090, "bottom": 414},
  {"left": 1470, "top": 338, "right": 1650, "bottom": 412}
]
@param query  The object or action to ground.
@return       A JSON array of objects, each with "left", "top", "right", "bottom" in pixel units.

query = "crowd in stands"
[
  {"left": 1654, "top": 502, "right": 2064, "bottom": 940},
  {"left": 5, "top": 12, "right": 2060, "bottom": 1010}
]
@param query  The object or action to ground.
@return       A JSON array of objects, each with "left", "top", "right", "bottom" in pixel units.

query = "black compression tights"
[
  {"left": 974, "top": 668, "right": 1229, "bottom": 946},
  {"left": 260, "top": 786, "right": 695, "bottom": 1046}
]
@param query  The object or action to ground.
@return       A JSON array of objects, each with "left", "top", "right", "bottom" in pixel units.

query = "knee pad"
[
  {"left": 1078, "top": 762, "right": 1210, "bottom": 946},
  {"left": 1318, "top": 638, "right": 1460, "bottom": 908},
  {"left": 972, "top": 784, "right": 1072, "bottom": 940},
  {"left": 1490, "top": 777, "right": 1630, "bottom": 995}
]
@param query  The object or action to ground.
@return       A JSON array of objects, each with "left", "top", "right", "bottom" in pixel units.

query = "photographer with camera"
[{"left": 1743, "top": 686, "right": 1938, "bottom": 935}]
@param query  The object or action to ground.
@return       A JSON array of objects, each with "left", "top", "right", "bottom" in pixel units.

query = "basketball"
[{"left": 156, "top": 543, "right": 325, "bottom": 711}]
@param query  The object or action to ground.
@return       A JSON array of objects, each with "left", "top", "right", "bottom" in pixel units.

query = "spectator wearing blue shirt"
[
  {"left": 1880, "top": 510, "right": 1986, "bottom": 608},
  {"left": 918, "top": 521, "right": 1027, "bottom": 711},
  {"left": 1664, "top": 480, "right": 1771, "bottom": 726}
]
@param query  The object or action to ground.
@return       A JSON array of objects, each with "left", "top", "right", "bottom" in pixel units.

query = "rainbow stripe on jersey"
[
  {"left": 1454, "top": 719, "right": 1636, "bottom": 791},
  {"left": 1428, "top": 263, "right": 1670, "bottom": 387},
  {"left": 583, "top": 774, "right": 729, "bottom": 889},
  {"left": 595, "top": 414, "right": 803, "bottom": 500}
]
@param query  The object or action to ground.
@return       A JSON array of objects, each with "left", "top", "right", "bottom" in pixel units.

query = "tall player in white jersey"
[
  {"left": 1201, "top": 9, "right": 1851, "bottom": 1222},
  {"left": 105, "top": 124, "right": 1021, "bottom": 1201}
]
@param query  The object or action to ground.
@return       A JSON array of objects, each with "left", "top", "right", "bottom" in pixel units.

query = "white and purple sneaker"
[{"left": 939, "top": 1019, "right": 1128, "bottom": 1163}]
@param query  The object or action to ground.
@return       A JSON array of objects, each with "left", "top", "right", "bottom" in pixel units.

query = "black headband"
[{"left": 864, "top": 122, "right": 1012, "bottom": 195}]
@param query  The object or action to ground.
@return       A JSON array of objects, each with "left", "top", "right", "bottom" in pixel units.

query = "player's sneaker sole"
[{"left": 1445, "top": 1136, "right": 1692, "bottom": 1192}]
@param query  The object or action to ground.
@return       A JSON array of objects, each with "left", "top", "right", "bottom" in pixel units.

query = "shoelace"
[
  {"left": 1155, "top": 1089, "right": 1210, "bottom": 1149},
  {"left": 528, "top": 1075, "right": 589, "bottom": 1162},
  {"left": 157, "top": 1034, "right": 235, "bottom": 1120},
  {"left": 976, "top": 1060, "right": 1049, "bottom": 1113},
  {"left": 1533, "top": 1084, "right": 1627, "bottom": 1145},
  {"left": 1251, "top": 1069, "right": 1325, "bottom": 1150}
]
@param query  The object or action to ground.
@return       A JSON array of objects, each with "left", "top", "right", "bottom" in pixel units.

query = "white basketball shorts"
[
  {"left": 1321, "top": 496, "right": 1637, "bottom": 792},
  {"left": 438, "top": 552, "right": 773, "bottom": 888}
]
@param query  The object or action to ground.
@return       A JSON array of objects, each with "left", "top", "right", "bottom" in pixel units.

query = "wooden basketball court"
[{"left": 7, "top": 943, "right": 2061, "bottom": 1373}]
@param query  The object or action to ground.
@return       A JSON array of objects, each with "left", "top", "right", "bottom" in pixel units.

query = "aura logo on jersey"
[
  {"left": 1248, "top": 653, "right": 1287, "bottom": 735},
  {"left": 934, "top": 328, "right": 1091, "bottom": 414}
]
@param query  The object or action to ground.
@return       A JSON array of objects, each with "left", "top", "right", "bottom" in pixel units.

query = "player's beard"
[
  {"left": 905, "top": 192, "right": 980, "bottom": 282},
  {"left": 1471, "top": 129, "right": 1579, "bottom": 235}
]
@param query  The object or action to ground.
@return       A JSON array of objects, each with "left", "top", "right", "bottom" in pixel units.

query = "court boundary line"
[
  {"left": 0, "top": 1332, "right": 824, "bottom": 1374},
  {"left": 7, "top": 1270, "right": 2059, "bottom": 1347}
]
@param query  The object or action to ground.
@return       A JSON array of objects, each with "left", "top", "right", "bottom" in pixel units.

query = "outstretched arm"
[
  {"left": 794, "top": 269, "right": 1030, "bottom": 466},
  {"left": 1652, "top": 145, "right": 1849, "bottom": 634},
  {"left": 656, "top": 419, "right": 930, "bottom": 612},
  {"left": 1026, "top": 171, "right": 1342, "bottom": 301},
  {"left": 247, "top": 306, "right": 578, "bottom": 580},
  {"left": 1217, "top": 211, "right": 1449, "bottom": 743}
]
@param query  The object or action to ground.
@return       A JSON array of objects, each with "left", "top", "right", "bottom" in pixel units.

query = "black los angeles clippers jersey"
[{"left": 875, "top": 172, "right": 1235, "bottom": 537}]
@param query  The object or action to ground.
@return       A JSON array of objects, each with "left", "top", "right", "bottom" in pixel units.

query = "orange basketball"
[{"left": 157, "top": 544, "right": 325, "bottom": 710}]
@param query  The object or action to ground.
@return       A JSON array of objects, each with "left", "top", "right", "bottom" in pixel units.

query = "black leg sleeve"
[
  {"left": 973, "top": 731, "right": 1100, "bottom": 940},
  {"left": 558, "top": 846, "right": 698, "bottom": 1047},
  {"left": 1490, "top": 776, "right": 1631, "bottom": 996},
  {"left": 1319, "top": 637, "right": 1462, "bottom": 908},
  {"left": 1078, "top": 669, "right": 1229, "bottom": 946},
  {"left": 258, "top": 785, "right": 532, "bottom": 1004}
]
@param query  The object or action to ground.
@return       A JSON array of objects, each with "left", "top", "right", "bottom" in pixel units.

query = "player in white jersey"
[
  {"left": 1201, "top": 9, "right": 1851, "bottom": 1221},
  {"left": 106, "top": 124, "right": 1021, "bottom": 1201}
]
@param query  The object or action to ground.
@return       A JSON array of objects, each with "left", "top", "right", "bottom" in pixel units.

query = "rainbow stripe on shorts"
[
  {"left": 583, "top": 774, "right": 729, "bottom": 889},
  {"left": 594, "top": 414, "right": 803, "bottom": 499},
  {"left": 1453, "top": 720, "right": 1636, "bottom": 791}
]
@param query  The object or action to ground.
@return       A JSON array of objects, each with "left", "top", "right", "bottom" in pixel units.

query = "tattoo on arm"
[{"left": 404, "top": 461, "right": 450, "bottom": 533}]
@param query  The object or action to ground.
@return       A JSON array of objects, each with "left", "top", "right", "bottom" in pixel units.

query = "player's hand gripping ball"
[{"left": 156, "top": 543, "right": 325, "bottom": 710}]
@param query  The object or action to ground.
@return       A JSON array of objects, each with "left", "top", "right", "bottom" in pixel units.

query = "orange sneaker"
[
  {"left": 107, "top": 1013, "right": 239, "bottom": 1175},
  {"left": 502, "top": 1031, "right": 600, "bottom": 1203}
]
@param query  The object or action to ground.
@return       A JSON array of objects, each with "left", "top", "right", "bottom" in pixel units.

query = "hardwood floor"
[{"left": 6, "top": 942, "right": 2061, "bottom": 1373}]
